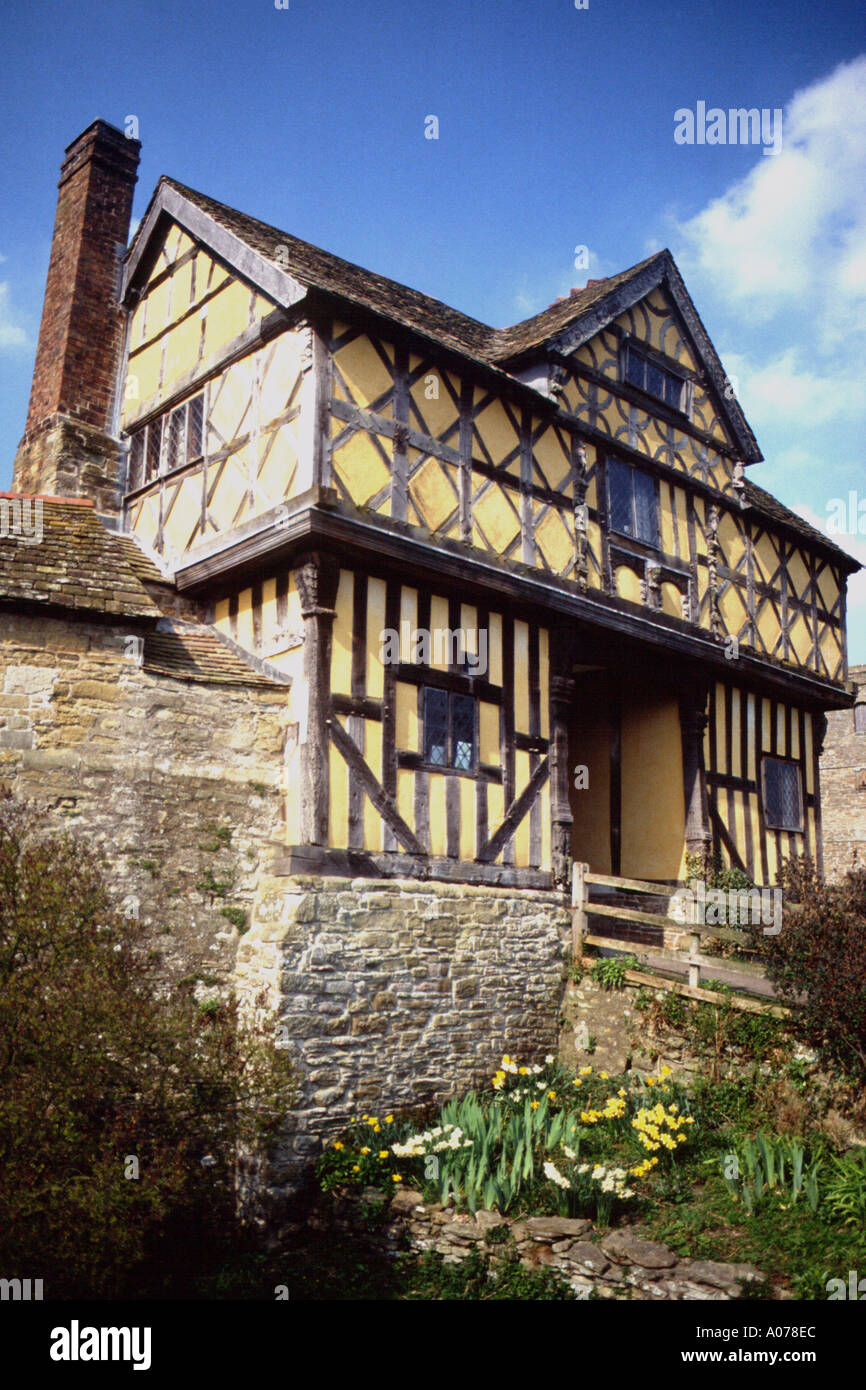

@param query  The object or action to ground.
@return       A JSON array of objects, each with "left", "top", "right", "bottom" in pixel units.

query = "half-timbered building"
[{"left": 10, "top": 121, "right": 859, "bottom": 900}]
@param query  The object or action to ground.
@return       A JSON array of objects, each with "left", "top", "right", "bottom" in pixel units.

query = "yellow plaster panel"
[
  {"left": 366, "top": 577, "right": 387, "bottom": 698},
  {"left": 400, "top": 587, "right": 418, "bottom": 661},
  {"left": 661, "top": 583, "right": 683, "bottom": 619},
  {"left": 472, "top": 483, "right": 521, "bottom": 554},
  {"left": 397, "top": 768, "right": 415, "bottom": 833},
  {"left": 396, "top": 682, "right": 418, "bottom": 751},
  {"left": 333, "top": 334, "right": 394, "bottom": 409},
  {"left": 535, "top": 506, "right": 573, "bottom": 576},
  {"left": 816, "top": 566, "right": 839, "bottom": 611},
  {"left": 203, "top": 280, "right": 254, "bottom": 360},
  {"left": 329, "top": 738, "right": 349, "bottom": 848},
  {"left": 429, "top": 596, "right": 450, "bottom": 670},
  {"left": 410, "top": 456, "right": 458, "bottom": 532},
  {"left": 408, "top": 361, "right": 460, "bottom": 439},
  {"left": 513, "top": 750, "right": 530, "bottom": 866},
  {"left": 616, "top": 566, "right": 642, "bottom": 604},
  {"left": 331, "top": 570, "right": 354, "bottom": 695},
  {"left": 333, "top": 431, "right": 392, "bottom": 508},
  {"left": 162, "top": 314, "right": 202, "bottom": 391},
  {"left": 429, "top": 775, "right": 447, "bottom": 857},
  {"left": 364, "top": 721, "right": 383, "bottom": 851},
  {"left": 473, "top": 397, "right": 520, "bottom": 468},
  {"left": 513, "top": 621, "right": 530, "bottom": 734},
  {"left": 533, "top": 427, "right": 571, "bottom": 493},
  {"left": 487, "top": 782, "right": 505, "bottom": 861},
  {"left": 460, "top": 778, "right": 475, "bottom": 861},
  {"left": 539, "top": 628, "right": 549, "bottom": 739},
  {"left": 479, "top": 701, "right": 499, "bottom": 764},
  {"left": 488, "top": 612, "right": 503, "bottom": 686}
]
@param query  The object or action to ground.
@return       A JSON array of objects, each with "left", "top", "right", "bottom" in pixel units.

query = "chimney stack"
[{"left": 13, "top": 120, "right": 141, "bottom": 521}]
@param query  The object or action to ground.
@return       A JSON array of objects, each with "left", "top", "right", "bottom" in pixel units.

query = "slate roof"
[
  {"left": 743, "top": 481, "right": 860, "bottom": 572},
  {"left": 0, "top": 495, "right": 161, "bottom": 618},
  {"left": 143, "top": 624, "right": 282, "bottom": 688}
]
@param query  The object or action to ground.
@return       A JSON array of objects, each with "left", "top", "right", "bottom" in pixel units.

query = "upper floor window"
[
  {"left": 423, "top": 688, "right": 477, "bottom": 771},
  {"left": 606, "top": 457, "right": 658, "bottom": 547},
  {"left": 623, "top": 343, "right": 688, "bottom": 413},
  {"left": 855, "top": 703, "right": 866, "bottom": 734},
  {"left": 762, "top": 757, "right": 803, "bottom": 832},
  {"left": 126, "top": 392, "right": 205, "bottom": 492}
]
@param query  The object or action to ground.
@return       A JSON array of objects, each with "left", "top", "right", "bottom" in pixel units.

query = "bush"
[
  {"left": 761, "top": 858, "right": 866, "bottom": 1082},
  {"left": 0, "top": 792, "right": 296, "bottom": 1298}
]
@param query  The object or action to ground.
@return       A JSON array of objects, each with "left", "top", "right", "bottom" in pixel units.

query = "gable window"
[
  {"left": 126, "top": 391, "right": 206, "bottom": 492},
  {"left": 762, "top": 757, "right": 803, "bottom": 832},
  {"left": 423, "top": 688, "right": 476, "bottom": 771},
  {"left": 623, "top": 343, "right": 688, "bottom": 412},
  {"left": 606, "top": 457, "right": 658, "bottom": 547}
]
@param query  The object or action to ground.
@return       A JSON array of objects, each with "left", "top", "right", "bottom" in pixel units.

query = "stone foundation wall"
[
  {"left": 820, "top": 665, "right": 866, "bottom": 882},
  {"left": 235, "top": 874, "right": 570, "bottom": 1198},
  {"left": 0, "top": 609, "right": 291, "bottom": 985}
]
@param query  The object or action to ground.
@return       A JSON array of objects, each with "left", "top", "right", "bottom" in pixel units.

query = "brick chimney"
[{"left": 12, "top": 120, "right": 141, "bottom": 522}]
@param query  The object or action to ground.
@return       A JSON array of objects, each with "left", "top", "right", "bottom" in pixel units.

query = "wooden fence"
[{"left": 571, "top": 863, "right": 787, "bottom": 1018}]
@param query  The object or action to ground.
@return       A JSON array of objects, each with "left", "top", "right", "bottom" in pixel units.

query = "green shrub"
[
  {"left": 0, "top": 792, "right": 296, "bottom": 1298},
  {"left": 763, "top": 858, "right": 866, "bottom": 1081}
]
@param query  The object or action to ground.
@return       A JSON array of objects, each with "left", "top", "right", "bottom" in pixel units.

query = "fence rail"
[{"left": 571, "top": 862, "right": 785, "bottom": 1016}]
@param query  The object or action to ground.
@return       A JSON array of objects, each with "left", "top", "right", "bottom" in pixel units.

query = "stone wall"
[
  {"left": 820, "top": 665, "right": 866, "bottom": 882},
  {"left": 0, "top": 608, "right": 291, "bottom": 986},
  {"left": 235, "top": 874, "right": 570, "bottom": 1198}
]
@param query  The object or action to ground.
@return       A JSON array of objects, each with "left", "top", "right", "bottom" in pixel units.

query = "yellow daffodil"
[
  {"left": 333, "top": 1141, "right": 344, "bottom": 1151},
  {"left": 392, "top": 1174, "right": 402, "bottom": 1183},
  {"left": 360, "top": 1146, "right": 370, "bottom": 1155},
  {"left": 530, "top": 1100, "right": 540, "bottom": 1110},
  {"left": 378, "top": 1150, "right": 389, "bottom": 1160}
]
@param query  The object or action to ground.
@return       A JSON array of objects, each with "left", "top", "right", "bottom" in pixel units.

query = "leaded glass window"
[
  {"left": 606, "top": 458, "right": 658, "bottom": 547},
  {"left": 423, "top": 689, "right": 477, "bottom": 771},
  {"left": 623, "top": 344, "right": 686, "bottom": 412},
  {"left": 763, "top": 758, "right": 803, "bottom": 832}
]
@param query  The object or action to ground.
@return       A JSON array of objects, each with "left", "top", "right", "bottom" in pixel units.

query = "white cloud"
[
  {"left": 0, "top": 282, "right": 28, "bottom": 350},
  {"left": 720, "top": 346, "right": 866, "bottom": 430},
  {"left": 674, "top": 55, "right": 866, "bottom": 350}
]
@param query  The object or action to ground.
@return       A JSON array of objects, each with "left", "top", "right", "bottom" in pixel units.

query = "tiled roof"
[
  {"left": 143, "top": 624, "right": 282, "bottom": 688},
  {"left": 161, "top": 181, "right": 668, "bottom": 371},
  {"left": 743, "top": 481, "right": 860, "bottom": 572},
  {"left": 0, "top": 495, "right": 162, "bottom": 617}
]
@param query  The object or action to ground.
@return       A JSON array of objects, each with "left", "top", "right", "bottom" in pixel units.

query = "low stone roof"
[
  {"left": 0, "top": 495, "right": 162, "bottom": 618},
  {"left": 143, "top": 624, "right": 282, "bottom": 688}
]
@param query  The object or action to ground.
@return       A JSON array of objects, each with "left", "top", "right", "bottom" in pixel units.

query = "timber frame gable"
[{"left": 109, "top": 178, "right": 859, "bottom": 891}]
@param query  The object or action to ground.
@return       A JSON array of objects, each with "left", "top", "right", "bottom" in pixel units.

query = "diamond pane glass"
[
  {"left": 146, "top": 421, "right": 162, "bottom": 481},
  {"left": 423, "top": 688, "right": 449, "bottom": 766},
  {"left": 188, "top": 393, "right": 204, "bottom": 459},
  {"left": 625, "top": 347, "right": 644, "bottom": 389},
  {"left": 664, "top": 373, "right": 683, "bottom": 409},
  {"left": 764, "top": 759, "right": 802, "bottom": 830},
  {"left": 452, "top": 695, "right": 476, "bottom": 771},
  {"left": 607, "top": 458, "right": 634, "bottom": 536},
  {"left": 128, "top": 430, "right": 145, "bottom": 491},
  {"left": 646, "top": 362, "right": 664, "bottom": 400},
  {"left": 633, "top": 470, "right": 658, "bottom": 546},
  {"left": 165, "top": 406, "right": 186, "bottom": 472}
]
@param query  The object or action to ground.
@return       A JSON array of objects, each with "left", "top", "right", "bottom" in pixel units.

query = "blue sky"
[{"left": 1, "top": 0, "right": 865, "bottom": 657}]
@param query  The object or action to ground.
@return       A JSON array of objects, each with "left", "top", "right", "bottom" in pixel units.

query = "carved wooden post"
[
  {"left": 292, "top": 550, "right": 340, "bottom": 846},
  {"left": 679, "top": 683, "right": 712, "bottom": 876},
  {"left": 549, "top": 650, "right": 575, "bottom": 891}
]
